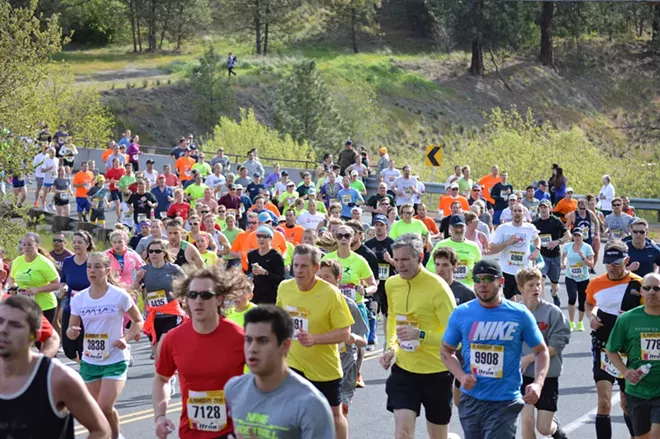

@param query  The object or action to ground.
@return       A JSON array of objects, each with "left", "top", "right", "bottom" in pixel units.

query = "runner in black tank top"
[
  {"left": 0, "top": 355, "right": 74, "bottom": 438},
  {"left": 174, "top": 240, "right": 188, "bottom": 266},
  {"left": 574, "top": 209, "right": 593, "bottom": 244}
]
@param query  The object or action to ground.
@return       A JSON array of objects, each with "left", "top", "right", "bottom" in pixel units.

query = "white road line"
[{"left": 563, "top": 393, "right": 621, "bottom": 434}]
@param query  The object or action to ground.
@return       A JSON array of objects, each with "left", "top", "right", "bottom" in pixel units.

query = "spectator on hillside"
[
  {"left": 598, "top": 174, "right": 615, "bottom": 216},
  {"left": 241, "top": 151, "right": 264, "bottom": 178},
  {"left": 548, "top": 164, "right": 567, "bottom": 204},
  {"left": 337, "top": 140, "right": 358, "bottom": 176},
  {"left": 228, "top": 52, "right": 237, "bottom": 76},
  {"left": 209, "top": 147, "right": 230, "bottom": 173},
  {"left": 375, "top": 147, "right": 389, "bottom": 179}
]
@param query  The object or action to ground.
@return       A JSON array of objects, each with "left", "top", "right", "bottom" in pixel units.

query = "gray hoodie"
[{"left": 522, "top": 299, "right": 571, "bottom": 378}]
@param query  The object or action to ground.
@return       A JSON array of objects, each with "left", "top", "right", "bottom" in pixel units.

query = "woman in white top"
[
  {"left": 464, "top": 211, "right": 489, "bottom": 254},
  {"left": 598, "top": 174, "right": 615, "bottom": 216},
  {"left": 67, "top": 252, "right": 143, "bottom": 439}
]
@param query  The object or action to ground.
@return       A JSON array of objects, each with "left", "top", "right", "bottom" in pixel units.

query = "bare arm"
[
  {"left": 52, "top": 363, "right": 111, "bottom": 439},
  {"left": 185, "top": 244, "right": 205, "bottom": 269},
  {"left": 123, "top": 305, "right": 144, "bottom": 342},
  {"left": 440, "top": 342, "right": 467, "bottom": 381},
  {"left": 40, "top": 330, "right": 60, "bottom": 358},
  {"left": 532, "top": 342, "right": 550, "bottom": 385},
  {"left": 312, "top": 326, "right": 350, "bottom": 345}
]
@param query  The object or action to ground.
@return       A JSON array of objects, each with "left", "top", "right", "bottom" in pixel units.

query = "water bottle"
[{"left": 637, "top": 363, "right": 652, "bottom": 379}]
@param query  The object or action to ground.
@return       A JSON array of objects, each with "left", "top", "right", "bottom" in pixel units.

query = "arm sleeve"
[
  {"left": 267, "top": 253, "right": 286, "bottom": 283},
  {"left": 547, "top": 308, "right": 571, "bottom": 353}
]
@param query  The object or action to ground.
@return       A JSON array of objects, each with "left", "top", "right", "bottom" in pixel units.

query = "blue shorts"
[
  {"left": 12, "top": 177, "right": 25, "bottom": 188},
  {"left": 110, "top": 190, "right": 122, "bottom": 202},
  {"left": 493, "top": 210, "right": 503, "bottom": 225},
  {"left": 43, "top": 182, "right": 53, "bottom": 188},
  {"left": 541, "top": 255, "right": 561, "bottom": 283},
  {"left": 76, "top": 197, "right": 91, "bottom": 213}
]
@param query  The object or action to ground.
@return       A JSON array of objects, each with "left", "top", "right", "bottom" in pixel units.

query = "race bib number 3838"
[
  {"left": 187, "top": 390, "right": 226, "bottom": 432},
  {"left": 83, "top": 333, "right": 110, "bottom": 360}
]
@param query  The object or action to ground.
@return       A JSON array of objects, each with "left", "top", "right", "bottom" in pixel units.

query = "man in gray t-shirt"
[
  {"left": 605, "top": 211, "right": 633, "bottom": 240},
  {"left": 225, "top": 305, "right": 334, "bottom": 439}
]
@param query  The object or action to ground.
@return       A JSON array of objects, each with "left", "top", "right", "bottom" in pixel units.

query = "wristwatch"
[{"left": 419, "top": 330, "right": 426, "bottom": 341}]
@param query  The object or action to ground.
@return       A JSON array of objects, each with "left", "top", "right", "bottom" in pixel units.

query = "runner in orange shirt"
[
  {"left": 101, "top": 141, "right": 117, "bottom": 163},
  {"left": 281, "top": 208, "right": 304, "bottom": 245},
  {"left": 478, "top": 165, "right": 501, "bottom": 205},
  {"left": 72, "top": 161, "right": 94, "bottom": 221},
  {"left": 414, "top": 202, "right": 440, "bottom": 236},
  {"left": 229, "top": 212, "right": 260, "bottom": 270},
  {"left": 174, "top": 148, "right": 196, "bottom": 187},
  {"left": 553, "top": 188, "right": 578, "bottom": 223},
  {"left": 438, "top": 182, "right": 470, "bottom": 217}
]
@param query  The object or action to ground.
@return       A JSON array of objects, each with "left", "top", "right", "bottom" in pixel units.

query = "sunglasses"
[
  {"left": 632, "top": 230, "right": 646, "bottom": 234},
  {"left": 473, "top": 275, "right": 501, "bottom": 284},
  {"left": 472, "top": 189, "right": 481, "bottom": 192},
  {"left": 187, "top": 290, "right": 216, "bottom": 300},
  {"left": 248, "top": 221, "right": 257, "bottom": 225},
  {"left": 605, "top": 259, "right": 626, "bottom": 266},
  {"left": 613, "top": 203, "right": 622, "bottom": 207},
  {"left": 53, "top": 239, "right": 65, "bottom": 243},
  {"left": 641, "top": 285, "right": 660, "bottom": 292},
  {"left": 335, "top": 233, "right": 352, "bottom": 240},
  {"left": 190, "top": 223, "right": 200, "bottom": 227},
  {"left": 401, "top": 211, "right": 414, "bottom": 215},
  {"left": 451, "top": 188, "right": 458, "bottom": 191},
  {"left": 256, "top": 234, "right": 271, "bottom": 239},
  {"left": 148, "top": 249, "right": 164, "bottom": 254},
  {"left": 201, "top": 211, "right": 210, "bottom": 214},
  {"left": 218, "top": 209, "right": 226, "bottom": 212}
]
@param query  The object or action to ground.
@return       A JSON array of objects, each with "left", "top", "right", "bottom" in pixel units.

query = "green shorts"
[{"left": 80, "top": 360, "right": 128, "bottom": 383}]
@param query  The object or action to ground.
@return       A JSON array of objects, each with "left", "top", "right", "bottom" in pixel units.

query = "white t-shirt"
[
  {"left": 144, "top": 169, "right": 158, "bottom": 187},
  {"left": 120, "top": 202, "right": 134, "bottom": 228},
  {"left": 599, "top": 184, "right": 615, "bottom": 211},
  {"left": 42, "top": 157, "right": 59, "bottom": 184},
  {"left": 296, "top": 211, "right": 326, "bottom": 230},
  {"left": 492, "top": 222, "right": 539, "bottom": 275},
  {"left": 444, "top": 174, "right": 461, "bottom": 188},
  {"left": 33, "top": 153, "right": 47, "bottom": 179},
  {"left": 392, "top": 176, "right": 418, "bottom": 206},
  {"left": 413, "top": 181, "right": 425, "bottom": 205},
  {"left": 206, "top": 174, "right": 226, "bottom": 194},
  {"left": 380, "top": 169, "right": 401, "bottom": 190},
  {"left": 70, "top": 284, "right": 135, "bottom": 365},
  {"left": 274, "top": 181, "right": 289, "bottom": 198}
]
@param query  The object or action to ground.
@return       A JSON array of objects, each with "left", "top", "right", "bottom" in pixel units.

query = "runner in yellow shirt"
[
  {"left": 380, "top": 233, "right": 457, "bottom": 439},
  {"left": 276, "top": 244, "right": 354, "bottom": 439}
]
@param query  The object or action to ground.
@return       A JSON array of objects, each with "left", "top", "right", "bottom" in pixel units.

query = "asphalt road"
[{"left": 62, "top": 256, "right": 634, "bottom": 439}]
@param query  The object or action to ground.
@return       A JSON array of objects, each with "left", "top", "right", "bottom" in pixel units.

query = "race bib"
[
  {"left": 286, "top": 306, "right": 309, "bottom": 340},
  {"left": 185, "top": 169, "right": 192, "bottom": 177},
  {"left": 226, "top": 209, "right": 237, "bottom": 217},
  {"left": 455, "top": 260, "right": 469, "bottom": 279},
  {"left": 612, "top": 230, "right": 623, "bottom": 239},
  {"left": 378, "top": 263, "right": 389, "bottom": 281},
  {"left": 187, "top": 390, "right": 226, "bottom": 432},
  {"left": 146, "top": 290, "right": 168, "bottom": 308},
  {"left": 338, "top": 342, "right": 348, "bottom": 354},
  {"left": 641, "top": 332, "right": 660, "bottom": 361},
  {"left": 470, "top": 343, "right": 504, "bottom": 378},
  {"left": 396, "top": 314, "right": 419, "bottom": 352},
  {"left": 539, "top": 234, "right": 552, "bottom": 247},
  {"left": 91, "top": 199, "right": 100, "bottom": 209},
  {"left": 388, "top": 176, "right": 396, "bottom": 182},
  {"left": 508, "top": 251, "right": 525, "bottom": 267},
  {"left": 122, "top": 212, "right": 132, "bottom": 221},
  {"left": 132, "top": 154, "right": 139, "bottom": 162},
  {"left": 600, "top": 350, "right": 627, "bottom": 378},
  {"left": 330, "top": 198, "right": 339, "bottom": 205},
  {"left": 83, "top": 333, "right": 110, "bottom": 360},
  {"left": 341, "top": 194, "right": 352, "bottom": 205},
  {"left": 339, "top": 283, "right": 357, "bottom": 301},
  {"left": 570, "top": 262, "right": 584, "bottom": 277},
  {"left": 404, "top": 187, "right": 412, "bottom": 195}
]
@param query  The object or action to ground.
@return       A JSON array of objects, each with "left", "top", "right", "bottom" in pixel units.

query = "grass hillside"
[{"left": 63, "top": 37, "right": 660, "bottom": 162}]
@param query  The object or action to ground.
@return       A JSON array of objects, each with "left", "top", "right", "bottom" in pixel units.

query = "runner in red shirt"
[
  {"left": 166, "top": 188, "right": 191, "bottom": 221},
  {"left": 153, "top": 266, "right": 247, "bottom": 439},
  {"left": 105, "top": 159, "right": 126, "bottom": 218}
]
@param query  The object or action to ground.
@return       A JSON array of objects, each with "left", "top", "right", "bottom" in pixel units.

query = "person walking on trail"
[{"left": 228, "top": 52, "right": 237, "bottom": 76}]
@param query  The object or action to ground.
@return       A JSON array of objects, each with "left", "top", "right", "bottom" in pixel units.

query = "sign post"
[{"left": 425, "top": 144, "right": 443, "bottom": 206}]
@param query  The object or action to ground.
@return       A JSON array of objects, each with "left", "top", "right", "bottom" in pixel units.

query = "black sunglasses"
[
  {"left": 187, "top": 290, "right": 216, "bottom": 300},
  {"left": 632, "top": 230, "right": 646, "bottom": 234},
  {"left": 53, "top": 239, "right": 65, "bottom": 243},
  {"left": 148, "top": 249, "right": 164, "bottom": 254},
  {"left": 335, "top": 233, "right": 352, "bottom": 240},
  {"left": 641, "top": 285, "right": 660, "bottom": 292},
  {"left": 256, "top": 234, "right": 271, "bottom": 239},
  {"left": 613, "top": 203, "right": 622, "bottom": 207},
  {"left": 201, "top": 211, "right": 210, "bottom": 214}
]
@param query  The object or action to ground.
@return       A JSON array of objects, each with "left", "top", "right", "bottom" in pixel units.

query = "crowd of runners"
[{"left": 1, "top": 134, "right": 660, "bottom": 439}]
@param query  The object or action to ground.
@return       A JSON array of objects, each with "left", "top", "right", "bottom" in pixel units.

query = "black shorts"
[
  {"left": 290, "top": 368, "right": 341, "bottom": 407},
  {"left": 54, "top": 195, "right": 70, "bottom": 206},
  {"left": 591, "top": 340, "right": 626, "bottom": 390},
  {"left": 110, "top": 190, "right": 122, "bottom": 202},
  {"left": 626, "top": 393, "right": 660, "bottom": 436},
  {"left": 90, "top": 209, "right": 105, "bottom": 222},
  {"left": 376, "top": 289, "right": 388, "bottom": 316},
  {"left": 147, "top": 316, "right": 181, "bottom": 343},
  {"left": 503, "top": 273, "right": 520, "bottom": 299},
  {"left": 521, "top": 376, "right": 559, "bottom": 412},
  {"left": 386, "top": 364, "right": 453, "bottom": 425}
]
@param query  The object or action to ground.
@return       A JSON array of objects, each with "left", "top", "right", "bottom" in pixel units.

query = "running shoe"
[
  {"left": 552, "top": 294, "right": 561, "bottom": 307},
  {"left": 127, "top": 344, "right": 134, "bottom": 367},
  {"left": 33, "top": 201, "right": 39, "bottom": 208},
  {"left": 355, "top": 373, "right": 365, "bottom": 388},
  {"left": 366, "top": 344, "right": 375, "bottom": 352},
  {"left": 552, "top": 415, "right": 568, "bottom": 439},
  {"left": 569, "top": 322, "right": 575, "bottom": 332},
  {"left": 577, "top": 321, "right": 585, "bottom": 332},
  {"left": 589, "top": 268, "right": 596, "bottom": 275}
]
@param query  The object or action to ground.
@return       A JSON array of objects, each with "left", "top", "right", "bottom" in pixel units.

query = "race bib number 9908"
[{"left": 470, "top": 343, "right": 504, "bottom": 378}]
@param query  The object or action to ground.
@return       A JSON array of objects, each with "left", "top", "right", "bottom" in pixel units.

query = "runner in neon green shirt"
[
  {"left": 426, "top": 214, "right": 482, "bottom": 286},
  {"left": 389, "top": 203, "right": 429, "bottom": 241}
]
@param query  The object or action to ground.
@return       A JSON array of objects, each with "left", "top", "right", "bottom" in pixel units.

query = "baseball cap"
[
  {"left": 538, "top": 180, "right": 548, "bottom": 186},
  {"left": 345, "top": 140, "right": 353, "bottom": 146},
  {"left": 278, "top": 216, "right": 286, "bottom": 223},
  {"left": 473, "top": 260, "right": 503, "bottom": 277},
  {"left": 508, "top": 194, "right": 518, "bottom": 201},
  {"left": 234, "top": 184, "right": 243, "bottom": 190},
  {"left": 253, "top": 173, "right": 260, "bottom": 178},
  {"left": 228, "top": 183, "right": 235, "bottom": 190},
  {"left": 95, "top": 175, "right": 105, "bottom": 183},
  {"left": 571, "top": 227, "right": 584, "bottom": 236},
  {"left": 373, "top": 214, "right": 388, "bottom": 225},
  {"left": 286, "top": 181, "right": 295, "bottom": 187},
  {"left": 472, "top": 184, "right": 481, "bottom": 190},
  {"left": 350, "top": 170, "right": 358, "bottom": 176},
  {"left": 158, "top": 174, "right": 166, "bottom": 179},
  {"left": 539, "top": 199, "right": 552, "bottom": 208},
  {"left": 603, "top": 248, "right": 628, "bottom": 264},
  {"left": 449, "top": 182, "right": 459, "bottom": 189},
  {"left": 450, "top": 214, "right": 466, "bottom": 227},
  {"left": 256, "top": 226, "right": 273, "bottom": 238},
  {"left": 566, "top": 187, "right": 574, "bottom": 193},
  {"left": 281, "top": 170, "right": 289, "bottom": 176},
  {"left": 258, "top": 212, "right": 272, "bottom": 223},
  {"left": 146, "top": 159, "right": 155, "bottom": 164},
  {"left": 308, "top": 188, "right": 316, "bottom": 195},
  {"left": 217, "top": 147, "right": 224, "bottom": 152},
  {"left": 379, "top": 147, "right": 387, "bottom": 155}
]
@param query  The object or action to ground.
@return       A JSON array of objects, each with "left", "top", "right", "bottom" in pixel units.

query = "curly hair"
[{"left": 173, "top": 265, "right": 252, "bottom": 315}]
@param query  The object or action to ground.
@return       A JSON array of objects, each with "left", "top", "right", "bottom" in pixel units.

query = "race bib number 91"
[
  {"left": 187, "top": 390, "right": 226, "bottom": 432},
  {"left": 286, "top": 306, "right": 309, "bottom": 340}
]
